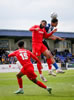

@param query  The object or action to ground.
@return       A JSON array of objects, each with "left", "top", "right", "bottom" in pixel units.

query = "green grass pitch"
[{"left": 0, "top": 70, "right": 74, "bottom": 100}]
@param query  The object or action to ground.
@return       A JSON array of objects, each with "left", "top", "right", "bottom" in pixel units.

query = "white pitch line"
[{"left": 46, "top": 75, "right": 74, "bottom": 78}]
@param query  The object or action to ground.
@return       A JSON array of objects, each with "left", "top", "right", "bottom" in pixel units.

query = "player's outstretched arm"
[
  {"left": 29, "top": 25, "right": 39, "bottom": 31},
  {"left": 48, "top": 35, "right": 57, "bottom": 40},
  {"left": 55, "top": 36, "right": 65, "bottom": 40},
  {"left": 44, "top": 28, "right": 57, "bottom": 38},
  {"left": 8, "top": 52, "right": 16, "bottom": 58},
  {"left": 48, "top": 35, "right": 65, "bottom": 41}
]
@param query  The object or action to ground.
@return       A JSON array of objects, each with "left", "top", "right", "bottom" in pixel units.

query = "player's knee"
[
  {"left": 16, "top": 73, "right": 21, "bottom": 78},
  {"left": 32, "top": 79, "right": 37, "bottom": 83},
  {"left": 46, "top": 53, "right": 53, "bottom": 59},
  {"left": 16, "top": 74, "right": 19, "bottom": 78},
  {"left": 37, "top": 56, "right": 41, "bottom": 60}
]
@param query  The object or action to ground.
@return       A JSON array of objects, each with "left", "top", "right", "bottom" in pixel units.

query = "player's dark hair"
[
  {"left": 41, "top": 20, "right": 47, "bottom": 24},
  {"left": 51, "top": 18, "right": 58, "bottom": 23},
  {"left": 18, "top": 40, "right": 24, "bottom": 48}
]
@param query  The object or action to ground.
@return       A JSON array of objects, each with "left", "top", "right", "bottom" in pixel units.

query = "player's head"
[
  {"left": 51, "top": 18, "right": 58, "bottom": 27},
  {"left": 40, "top": 20, "right": 47, "bottom": 28},
  {"left": 18, "top": 40, "right": 24, "bottom": 48}
]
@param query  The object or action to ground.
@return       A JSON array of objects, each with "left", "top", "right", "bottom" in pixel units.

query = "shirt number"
[{"left": 20, "top": 52, "right": 28, "bottom": 60}]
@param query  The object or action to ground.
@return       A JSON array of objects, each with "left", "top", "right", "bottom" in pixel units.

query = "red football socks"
[
  {"left": 47, "top": 58, "right": 52, "bottom": 70},
  {"left": 36, "top": 80, "right": 47, "bottom": 89},
  {"left": 37, "top": 63, "right": 42, "bottom": 74},
  {"left": 17, "top": 77, "right": 23, "bottom": 88}
]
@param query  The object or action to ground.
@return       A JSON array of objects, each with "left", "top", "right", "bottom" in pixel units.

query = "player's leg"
[
  {"left": 47, "top": 58, "right": 56, "bottom": 76},
  {"left": 14, "top": 70, "right": 24, "bottom": 94},
  {"left": 43, "top": 40, "right": 58, "bottom": 75},
  {"left": 37, "top": 55, "right": 47, "bottom": 82},
  {"left": 42, "top": 41, "right": 64, "bottom": 74},
  {"left": 16, "top": 72, "right": 23, "bottom": 89},
  {"left": 31, "top": 78, "right": 52, "bottom": 94},
  {"left": 32, "top": 43, "right": 47, "bottom": 82},
  {"left": 42, "top": 40, "right": 52, "bottom": 71},
  {"left": 32, "top": 44, "right": 42, "bottom": 75},
  {"left": 27, "top": 69, "right": 52, "bottom": 94},
  {"left": 42, "top": 44, "right": 56, "bottom": 76},
  {"left": 37, "top": 55, "right": 42, "bottom": 74},
  {"left": 43, "top": 49, "right": 64, "bottom": 74}
]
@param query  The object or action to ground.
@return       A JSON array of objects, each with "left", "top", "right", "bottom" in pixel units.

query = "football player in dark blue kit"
[{"left": 43, "top": 17, "right": 65, "bottom": 76}]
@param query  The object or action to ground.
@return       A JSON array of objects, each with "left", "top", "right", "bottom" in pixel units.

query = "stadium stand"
[{"left": 0, "top": 29, "right": 74, "bottom": 64}]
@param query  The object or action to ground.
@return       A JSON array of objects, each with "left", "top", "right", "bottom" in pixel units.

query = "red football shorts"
[
  {"left": 21, "top": 64, "right": 37, "bottom": 80},
  {"left": 32, "top": 43, "right": 47, "bottom": 56}
]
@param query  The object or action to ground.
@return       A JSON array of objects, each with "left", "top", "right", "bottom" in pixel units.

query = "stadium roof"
[
  {"left": 0, "top": 30, "right": 31, "bottom": 37},
  {"left": 0, "top": 29, "right": 74, "bottom": 38}
]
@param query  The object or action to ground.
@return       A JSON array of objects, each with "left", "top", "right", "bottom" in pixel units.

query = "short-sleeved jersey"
[{"left": 8, "top": 48, "right": 41, "bottom": 69}]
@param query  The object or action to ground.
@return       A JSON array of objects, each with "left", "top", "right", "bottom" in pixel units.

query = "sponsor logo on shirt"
[
  {"left": 39, "top": 31, "right": 44, "bottom": 34},
  {"left": 36, "top": 52, "right": 38, "bottom": 56}
]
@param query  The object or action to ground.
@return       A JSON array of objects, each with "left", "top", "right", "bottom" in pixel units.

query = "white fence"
[{"left": 0, "top": 63, "right": 61, "bottom": 73}]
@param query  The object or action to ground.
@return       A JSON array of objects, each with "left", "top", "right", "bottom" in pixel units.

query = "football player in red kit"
[
  {"left": 8, "top": 40, "right": 52, "bottom": 94},
  {"left": 29, "top": 20, "right": 57, "bottom": 81}
]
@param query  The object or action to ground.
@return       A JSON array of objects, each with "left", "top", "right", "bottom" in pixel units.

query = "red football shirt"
[
  {"left": 8, "top": 48, "right": 41, "bottom": 69},
  {"left": 29, "top": 25, "right": 54, "bottom": 43}
]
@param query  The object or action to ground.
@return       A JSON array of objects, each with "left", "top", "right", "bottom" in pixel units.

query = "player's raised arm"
[
  {"left": 29, "top": 25, "right": 39, "bottom": 31},
  {"left": 48, "top": 35, "right": 58, "bottom": 40},
  {"left": 55, "top": 36, "right": 65, "bottom": 40},
  {"left": 44, "top": 28, "right": 57, "bottom": 38},
  {"left": 8, "top": 51, "right": 16, "bottom": 58}
]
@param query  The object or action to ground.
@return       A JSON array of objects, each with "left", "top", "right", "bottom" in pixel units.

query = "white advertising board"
[{"left": 0, "top": 63, "right": 61, "bottom": 73}]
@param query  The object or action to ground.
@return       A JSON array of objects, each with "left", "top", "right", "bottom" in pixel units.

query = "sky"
[{"left": 0, "top": 0, "right": 74, "bottom": 32}]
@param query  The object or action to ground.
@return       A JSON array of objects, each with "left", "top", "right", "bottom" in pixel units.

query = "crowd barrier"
[{"left": 0, "top": 63, "right": 61, "bottom": 73}]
